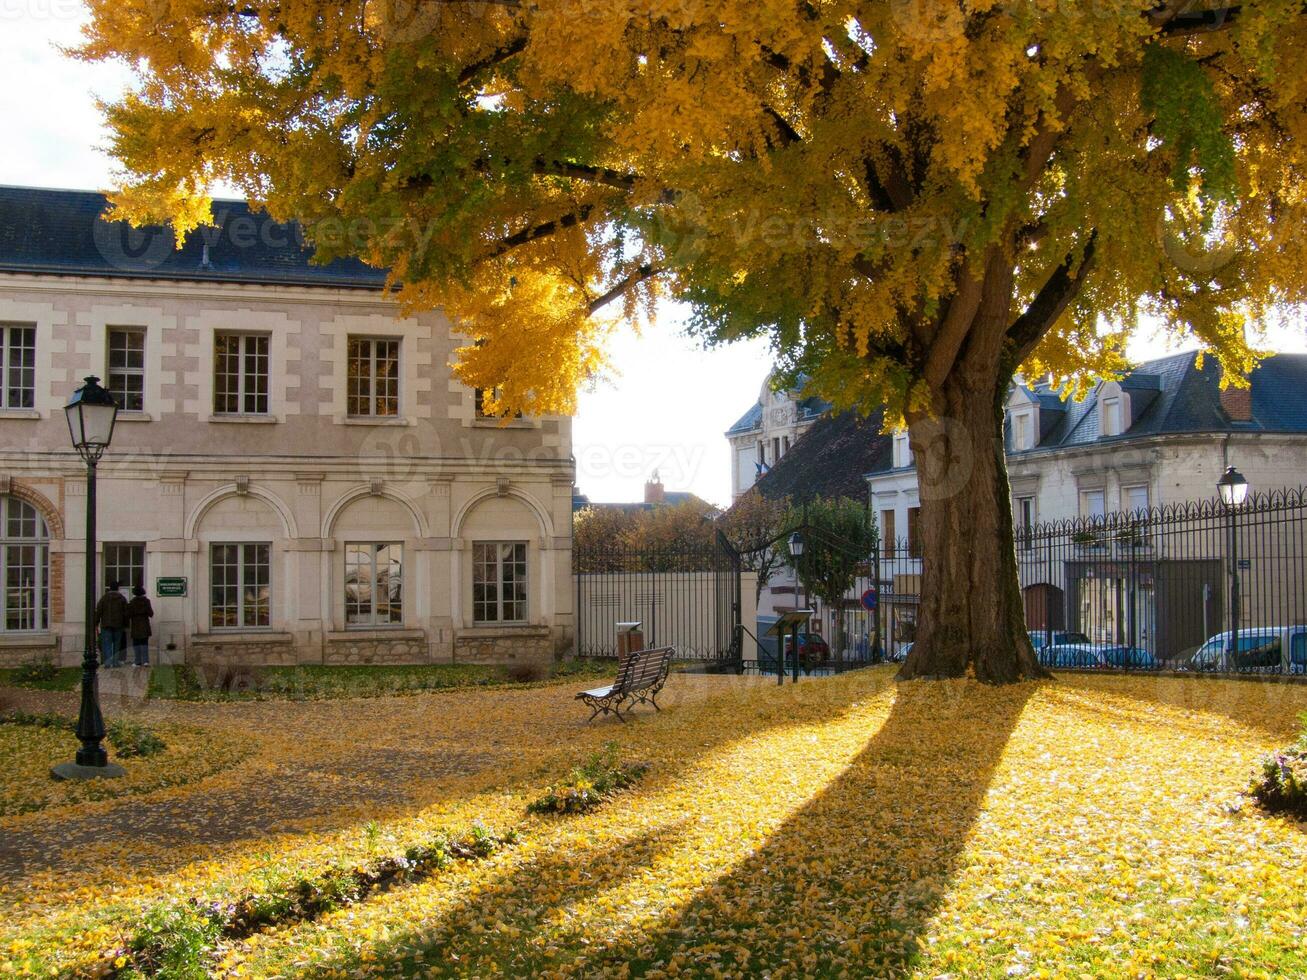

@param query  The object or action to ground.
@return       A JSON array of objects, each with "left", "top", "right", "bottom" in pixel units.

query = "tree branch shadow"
[{"left": 298, "top": 678, "right": 1036, "bottom": 977}]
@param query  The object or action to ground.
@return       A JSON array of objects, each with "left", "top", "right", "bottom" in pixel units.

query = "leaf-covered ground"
[{"left": 1, "top": 669, "right": 1305, "bottom": 977}]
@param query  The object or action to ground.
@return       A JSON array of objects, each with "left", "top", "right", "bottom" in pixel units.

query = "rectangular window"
[
  {"left": 772, "top": 437, "right": 781, "bottom": 462},
  {"left": 1013, "top": 413, "right": 1031, "bottom": 451},
  {"left": 474, "top": 387, "right": 522, "bottom": 420},
  {"left": 347, "top": 337, "right": 400, "bottom": 417},
  {"left": 0, "top": 323, "right": 36, "bottom": 410},
  {"left": 106, "top": 327, "right": 146, "bottom": 412},
  {"left": 344, "top": 543, "right": 403, "bottom": 627},
  {"left": 103, "top": 543, "right": 146, "bottom": 593},
  {"left": 1101, "top": 397, "right": 1120, "bottom": 437},
  {"left": 907, "top": 506, "right": 922, "bottom": 558},
  {"left": 472, "top": 541, "right": 527, "bottom": 624},
  {"left": 1081, "top": 489, "right": 1106, "bottom": 519},
  {"left": 781, "top": 435, "right": 790, "bottom": 456},
  {"left": 1124, "top": 484, "right": 1149, "bottom": 513},
  {"left": 881, "top": 509, "right": 896, "bottom": 551},
  {"left": 1016, "top": 496, "right": 1036, "bottom": 551},
  {"left": 893, "top": 433, "right": 913, "bottom": 469},
  {"left": 209, "top": 543, "right": 271, "bottom": 629},
  {"left": 214, "top": 333, "right": 269, "bottom": 415},
  {"left": 757, "top": 441, "right": 765, "bottom": 464}
]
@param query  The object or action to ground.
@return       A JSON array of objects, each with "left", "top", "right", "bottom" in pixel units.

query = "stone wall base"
[
  {"left": 323, "top": 631, "right": 429, "bottom": 665},
  {"left": 454, "top": 626, "right": 554, "bottom": 666}
]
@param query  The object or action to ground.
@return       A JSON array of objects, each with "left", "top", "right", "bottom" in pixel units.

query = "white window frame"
[
  {"left": 213, "top": 332, "right": 271, "bottom": 416},
  {"left": 346, "top": 337, "right": 401, "bottom": 418},
  {"left": 1101, "top": 396, "right": 1121, "bottom": 437},
  {"left": 472, "top": 541, "right": 528, "bottom": 625},
  {"left": 106, "top": 326, "right": 147, "bottom": 413},
  {"left": 1080, "top": 489, "right": 1106, "bottom": 520},
  {"left": 344, "top": 542, "right": 404, "bottom": 628},
  {"left": 893, "top": 432, "right": 913, "bottom": 469},
  {"left": 1012, "top": 412, "right": 1032, "bottom": 451},
  {"left": 102, "top": 542, "right": 146, "bottom": 594},
  {"left": 209, "top": 542, "right": 272, "bottom": 630},
  {"left": 0, "top": 496, "right": 48, "bottom": 632},
  {"left": 1124, "top": 484, "right": 1150, "bottom": 513},
  {"left": 0, "top": 323, "right": 36, "bottom": 410},
  {"left": 1016, "top": 496, "right": 1036, "bottom": 551}
]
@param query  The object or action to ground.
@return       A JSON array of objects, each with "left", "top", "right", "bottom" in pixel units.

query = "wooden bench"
[{"left": 576, "top": 646, "right": 675, "bottom": 722}]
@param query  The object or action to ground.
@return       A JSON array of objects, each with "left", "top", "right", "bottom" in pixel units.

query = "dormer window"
[
  {"left": 1097, "top": 381, "right": 1130, "bottom": 438},
  {"left": 893, "top": 431, "right": 913, "bottom": 469},
  {"left": 1012, "top": 412, "right": 1033, "bottom": 451},
  {"left": 1101, "top": 396, "right": 1121, "bottom": 437}
]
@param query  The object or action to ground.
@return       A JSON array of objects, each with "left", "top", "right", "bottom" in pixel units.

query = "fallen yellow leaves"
[{"left": 1, "top": 670, "right": 1305, "bottom": 977}]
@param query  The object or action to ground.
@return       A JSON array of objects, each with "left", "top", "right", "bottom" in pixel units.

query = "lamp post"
[
  {"left": 1217, "top": 465, "right": 1249, "bottom": 671},
  {"left": 52, "top": 376, "right": 123, "bottom": 780},
  {"left": 787, "top": 530, "right": 806, "bottom": 682}
]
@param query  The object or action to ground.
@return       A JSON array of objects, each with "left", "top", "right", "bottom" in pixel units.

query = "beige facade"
[
  {"left": 0, "top": 273, "right": 574, "bottom": 668},
  {"left": 726, "top": 371, "right": 825, "bottom": 500}
]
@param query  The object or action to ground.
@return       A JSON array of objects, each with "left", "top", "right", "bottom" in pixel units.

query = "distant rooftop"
[{"left": 0, "top": 186, "right": 389, "bottom": 289}]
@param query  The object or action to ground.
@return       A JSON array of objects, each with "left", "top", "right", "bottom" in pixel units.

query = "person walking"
[
  {"left": 94, "top": 581, "right": 129, "bottom": 668},
  {"left": 127, "top": 585, "right": 154, "bottom": 667}
]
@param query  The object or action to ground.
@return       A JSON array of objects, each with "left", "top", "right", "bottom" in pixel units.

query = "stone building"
[
  {"left": 725, "top": 370, "right": 828, "bottom": 500},
  {"left": 0, "top": 187, "right": 574, "bottom": 668}
]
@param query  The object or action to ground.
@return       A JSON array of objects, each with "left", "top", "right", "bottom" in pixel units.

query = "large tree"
[{"left": 80, "top": 1, "right": 1307, "bottom": 682}]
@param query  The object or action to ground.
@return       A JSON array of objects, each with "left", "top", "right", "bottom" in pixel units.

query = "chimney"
[
  {"left": 644, "top": 470, "right": 665, "bottom": 505},
  {"left": 1220, "top": 376, "right": 1253, "bottom": 423}
]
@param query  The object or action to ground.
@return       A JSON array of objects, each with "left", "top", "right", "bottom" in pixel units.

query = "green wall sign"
[{"left": 155, "top": 577, "right": 188, "bottom": 598}]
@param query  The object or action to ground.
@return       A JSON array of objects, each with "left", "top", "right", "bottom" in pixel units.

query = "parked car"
[
  {"left": 1187, "top": 627, "right": 1307, "bottom": 673},
  {"left": 1038, "top": 643, "right": 1107, "bottom": 669},
  {"left": 1101, "top": 645, "right": 1158, "bottom": 669},
  {"left": 1028, "top": 630, "right": 1091, "bottom": 651},
  {"left": 888, "top": 641, "right": 913, "bottom": 663},
  {"left": 782, "top": 632, "right": 830, "bottom": 664}
]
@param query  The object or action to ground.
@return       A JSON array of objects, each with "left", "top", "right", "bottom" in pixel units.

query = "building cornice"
[{"left": 0, "top": 271, "right": 401, "bottom": 309}]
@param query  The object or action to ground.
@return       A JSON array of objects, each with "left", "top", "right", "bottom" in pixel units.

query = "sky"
[{"left": 4, "top": 5, "right": 1305, "bottom": 509}]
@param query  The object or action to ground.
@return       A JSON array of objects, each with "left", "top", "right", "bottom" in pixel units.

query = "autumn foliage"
[{"left": 75, "top": 1, "right": 1307, "bottom": 679}]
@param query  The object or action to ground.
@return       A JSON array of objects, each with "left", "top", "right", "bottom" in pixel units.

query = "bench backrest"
[{"left": 614, "top": 646, "right": 673, "bottom": 694}]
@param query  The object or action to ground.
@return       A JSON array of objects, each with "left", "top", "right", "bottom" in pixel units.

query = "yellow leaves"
[{"left": 6, "top": 669, "right": 1307, "bottom": 977}]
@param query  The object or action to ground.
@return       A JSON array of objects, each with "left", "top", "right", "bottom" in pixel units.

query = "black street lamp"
[
  {"left": 1217, "top": 465, "right": 1250, "bottom": 670},
  {"left": 52, "top": 376, "right": 123, "bottom": 781}
]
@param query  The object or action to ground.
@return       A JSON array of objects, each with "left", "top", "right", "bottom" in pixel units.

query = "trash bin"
[{"left": 616, "top": 621, "right": 644, "bottom": 665}]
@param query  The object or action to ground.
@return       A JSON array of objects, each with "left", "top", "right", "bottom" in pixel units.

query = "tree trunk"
[{"left": 897, "top": 341, "right": 1049, "bottom": 685}]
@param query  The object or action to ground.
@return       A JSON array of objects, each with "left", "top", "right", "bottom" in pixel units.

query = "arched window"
[{"left": 1, "top": 496, "right": 50, "bottom": 632}]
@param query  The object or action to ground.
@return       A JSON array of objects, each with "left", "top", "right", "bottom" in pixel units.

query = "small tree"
[
  {"left": 720, "top": 491, "right": 791, "bottom": 604},
  {"left": 788, "top": 499, "right": 879, "bottom": 660}
]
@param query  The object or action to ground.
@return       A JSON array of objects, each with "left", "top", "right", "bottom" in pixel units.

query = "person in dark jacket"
[
  {"left": 94, "top": 582, "right": 129, "bottom": 668},
  {"left": 127, "top": 585, "right": 154, "bottom": 667}
]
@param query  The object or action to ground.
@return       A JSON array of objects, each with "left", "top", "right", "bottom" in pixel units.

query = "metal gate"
[{"left": 573, "top": 530, "right": 742, "bottom": 665}]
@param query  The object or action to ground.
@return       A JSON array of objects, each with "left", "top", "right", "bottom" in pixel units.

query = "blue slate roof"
[
  {"left": 725, "top": 379, "right": 829, "bottom": 436},
  {"left": 867, "top": 350, "right": 1307, "bottom": 476},
  {"left": 1016, "top": 351, "right": 1307, "bottom": 456},
  {"left": 0, "top": 186, "right": 389, "bottom": 289}
]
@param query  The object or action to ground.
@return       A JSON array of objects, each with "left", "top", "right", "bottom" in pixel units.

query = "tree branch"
[
  {"left": 457, "top": 36, "right": 528, "bottom": 86},
  {"left": 486, "top": 204, "right": 595, "bottom": 258},
  {"left": 762, "top": 105, "right": 802, "bottom": 147},
  {"left": 587, "top": 263, "right": 659, "bottom": 314},
  {"left": 1006, "top": 233, "right": 1098, "bottom": 364},
  {"left": 531, "top": 159, "right": 641, "bottom": 191}
]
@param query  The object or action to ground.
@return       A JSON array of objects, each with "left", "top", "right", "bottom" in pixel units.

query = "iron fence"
[
  {"left": 867, "top": 485, "right": 1307, "bottom": 675},
  {"left": 572, "top": 531, "right": 742, "bottom": 663}
]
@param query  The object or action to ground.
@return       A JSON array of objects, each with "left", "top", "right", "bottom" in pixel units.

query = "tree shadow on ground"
[
  {"left": 0, "top": 672, "right": 895, "bottom": 892},
  {"left": 302, "top": 678, "right": 1036, "bottom": 978}
]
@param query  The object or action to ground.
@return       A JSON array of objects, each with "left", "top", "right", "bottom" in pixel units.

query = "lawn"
[
  {"left": 1, "top": 669, "right": 1305, "bottom": 977},
  {"left": 145, "top": 658, "right": 617, "bottom": 701}
]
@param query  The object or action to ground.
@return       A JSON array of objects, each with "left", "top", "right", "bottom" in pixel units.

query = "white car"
[{"left": 1188, "top": 627, "right": 1307, "bottom": 674}]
